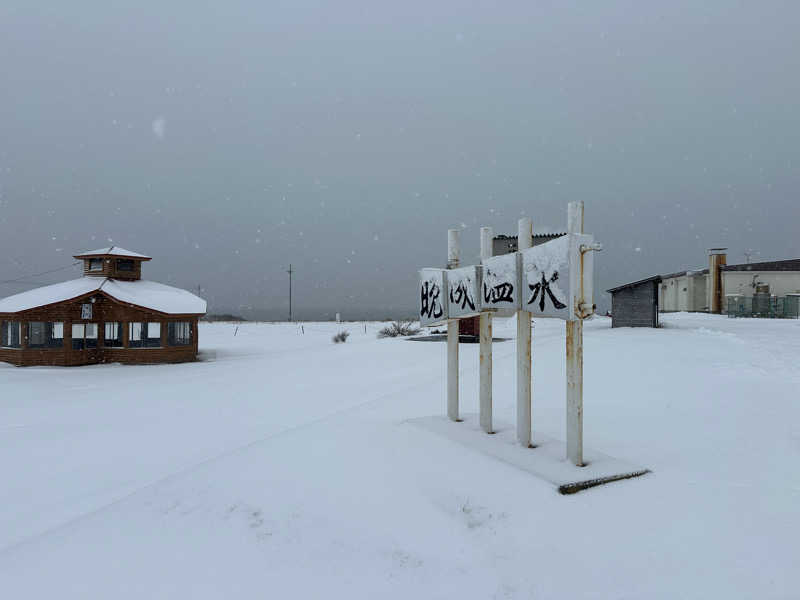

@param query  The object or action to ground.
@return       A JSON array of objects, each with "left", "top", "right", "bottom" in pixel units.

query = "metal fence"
[{"left": 727, "top": 295, "right": 800, "bottom": 319}]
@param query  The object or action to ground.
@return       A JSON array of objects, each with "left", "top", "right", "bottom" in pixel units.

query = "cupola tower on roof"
[{"left": 73, "top": 247, "right": 152, "bottom": 281}]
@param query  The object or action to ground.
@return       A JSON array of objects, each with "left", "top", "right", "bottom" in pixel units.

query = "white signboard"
[
  {"left": 481, "top": 252, "right": 521, "bottom": 312},
  {"left": 446, "top": 266, "right": 482, "bottom": 319},
  {"left": 520, "top": 233, "right": 595, "bottom": 321},
  {"left": 81, "top": 303, "right": 93, "bottom": 320},
  {"left": 419, "top": 268, "right": 448, "bottom": 326}
]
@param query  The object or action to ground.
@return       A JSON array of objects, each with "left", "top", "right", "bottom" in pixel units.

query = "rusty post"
[
  {"left": 447, "top": 229, "right": 460, "bottom": 422},
  {"left": 566, "top": 201, "right": 584, "bottom": 466},
  {"left": 516, "top": 217, "right": 532, "bottom": 447},
  {"left": 479, "top": 226, "right": 493, "bottom": 433}
]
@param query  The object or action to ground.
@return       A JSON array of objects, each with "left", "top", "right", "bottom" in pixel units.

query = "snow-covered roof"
[
  {"left": 0, "top": 278, "right": 206, "bottom": 315},
  {"left": 73, "top": 247, "right": 152, "bottom": 260},
  {"left": 0, "top": 278, "right": 104, "bottom": 314},
  {"left": 101, "top": 279, "right": 207, "bottom": 315}
]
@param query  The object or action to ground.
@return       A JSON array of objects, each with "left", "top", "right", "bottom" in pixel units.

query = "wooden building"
[
  {"left": 0, "top": 247, "right": 206, "bottom": 366},
  {"left": 607, "top": 276, "right": 661, "bottom": 328}
]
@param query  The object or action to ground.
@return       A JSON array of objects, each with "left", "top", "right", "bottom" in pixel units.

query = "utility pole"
[{"left": 287, "top": 264, "right": 294, "bottom": 321}]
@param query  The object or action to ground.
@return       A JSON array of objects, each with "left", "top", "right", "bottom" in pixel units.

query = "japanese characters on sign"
[
  {"left": 418, "top": 233, "right": 595, "bottom": 325},
  {"left": 419, "top": 268, "right": 447, "bottom": 326},
  {"left": 81, "top": 303, "right": 93, "bottom": 320},
  {"left": 520, "top": 233, "right": 595, "bottom": 321},
  {"left": 446, "top": 266, "right": 482, "bottom": 319},
  {"left": 481, "top": 253, "right": 521, "bottom": 312}
]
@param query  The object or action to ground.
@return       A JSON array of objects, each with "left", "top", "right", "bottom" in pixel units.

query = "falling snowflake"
[{"left": 152, "top": 117, "right": 166, "bottom": 140}]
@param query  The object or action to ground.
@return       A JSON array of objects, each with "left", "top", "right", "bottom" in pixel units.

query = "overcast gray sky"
[{"left": 1, "top": 1, "right": 798, "bottom": 319}]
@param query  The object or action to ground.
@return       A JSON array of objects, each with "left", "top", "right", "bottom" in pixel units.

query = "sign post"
[
  {"left": 516, "top": 217, "right": 532, "bottom": 447},
  {"left": 566, "top": 201, "right": 584, "bottom": 466},
  {"left": 418, "top": 204, "right": 599, "bottom": 467},
  {"left": 479, "top": 227, "right": 493, "bottom": 434},
  {"left": 447, "top": 229, "right": 460, "bottom": 422}
]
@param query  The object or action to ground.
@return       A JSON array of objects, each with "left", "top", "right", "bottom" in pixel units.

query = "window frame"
[
  {"left": 129, "top": 322, "right": 161, "bottom": 348},
  {"left": 116, "top": 259, "right": 135, "bottom": 272},
  {"left": 167, "top": 322, "right": 192, "bottom": 346},
  {"left": 88, "top": 258, "right": 104, "bottom": 272},
  {"left": 1, "top": 321, "right": 22, "bottom": 349},
  {"left": 71, "top": 323, "right": 98, "bottom": 350},
  {"left": 27, "top": 322, "right": 65, "bottom": 349},
  {"left": 72, "top": 323, "right": 85, "bottom": 350},
  {"left": 103, "top": 322, "right": 123, "bottom": 348}
]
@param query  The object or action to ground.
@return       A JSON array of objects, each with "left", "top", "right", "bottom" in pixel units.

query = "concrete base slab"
[{"left": 406, "top": 414, "right": 650, "bottom": 494}]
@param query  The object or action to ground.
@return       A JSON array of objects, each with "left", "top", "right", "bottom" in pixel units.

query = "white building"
[
  {"left": 659, "top": 269, "right": 708, "bottom": 312},
  {"left": 659, "top": 253, "right": 800, "bottom": 314}
]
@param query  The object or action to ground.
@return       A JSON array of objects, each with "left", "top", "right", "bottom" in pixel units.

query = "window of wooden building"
[
  {"left": 129, "top": 322, "right": 161, "bottom": 348},
  {"left": 1, "top": 321, "right": 22, "bottom": 348},
  {"left": 28, "top": 322, "right": 64, "bottom": 349},
  {"left": 72, "top": 323, "right": 98, "bottom": 350},
  {"left": 116, "top": 259, "right": 135, "bottom": 272},
  {"left": 168, "top": 322, "right": 191, "bottom": 346},
  {"left": 88, "top": 258, "right": 104, "bottom": 272},
  {"left": 104, "top": 322, "right": 123, "bottom": 347}
]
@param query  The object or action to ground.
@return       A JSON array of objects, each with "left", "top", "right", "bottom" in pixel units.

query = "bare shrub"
[
  {"left": 332, "top": 330, "right": 350, "bottom": 343},
  {"left": 378, "top": 320, "right": 421, "bottom": 338}
]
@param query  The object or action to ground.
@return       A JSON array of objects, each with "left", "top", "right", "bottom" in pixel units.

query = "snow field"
[{"left": 0, "top": 315, "right": 798, "bottom": 598}]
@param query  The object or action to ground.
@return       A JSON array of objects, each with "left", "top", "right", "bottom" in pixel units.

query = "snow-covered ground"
[{"left": 1, "top": 314, "right": 797, "bottom": 598}]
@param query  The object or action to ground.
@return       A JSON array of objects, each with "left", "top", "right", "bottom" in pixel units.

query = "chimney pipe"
[{"left": 708, "top": 248, "right": 727, "bottom": 314}]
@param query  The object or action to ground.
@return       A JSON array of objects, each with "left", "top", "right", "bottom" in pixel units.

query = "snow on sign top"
[
  {"left": 0, "top": 278, "right": 206, "bottom": 315},
  {"left": 73, "top": 247, "right": 152, "bottom": 260}
]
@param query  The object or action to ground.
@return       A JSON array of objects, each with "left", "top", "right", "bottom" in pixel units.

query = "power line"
[{"left": 0, "top": 261, "right": 81, "bottom": 284}]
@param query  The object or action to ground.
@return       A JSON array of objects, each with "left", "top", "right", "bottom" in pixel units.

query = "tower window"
[
  {"left": 116, "top": 259, "right": 135, "bottom": 272},
  {"left": 88, "top": 259, "right": 103, "bottom": 271}
]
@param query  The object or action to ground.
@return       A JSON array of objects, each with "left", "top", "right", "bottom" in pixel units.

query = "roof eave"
[
  {"left": 606, "top": 276, "right": 662, "bottom": 294},
  {"left": 73, "top": 254, "right": 152, "bottom": 261}
]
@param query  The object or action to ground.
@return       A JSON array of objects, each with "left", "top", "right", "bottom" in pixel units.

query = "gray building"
[
  {"left": 609, "top": 251, "right": 800, "bottom": 324},
  {"left": 492, "top": 233, "right": 565, "bottom": 257},
  {"left": 607, "top": 276, "right": 661, "bottom": 328}
]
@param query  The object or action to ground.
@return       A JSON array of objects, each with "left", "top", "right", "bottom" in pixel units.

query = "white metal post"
[
  {"left": 479, "top": 226, "right": 493, "bottom": 433},
  {"left": 516, "top": 217, "right": 533, "bottom": 447},
  {"left": 447, "top": 229, "right": 460, "bottom": 422},
  {"left": 566, "top": 202, "right": 584, "bottom": 466}
]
